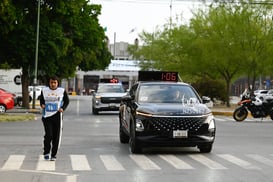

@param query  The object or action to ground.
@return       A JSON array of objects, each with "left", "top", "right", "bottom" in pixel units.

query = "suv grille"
[
  {"left": 101, "top": 97, "right": 122, "bottom": 104},
  {"left": 144, "top": 117, "right": 207, "bottom": 132}
]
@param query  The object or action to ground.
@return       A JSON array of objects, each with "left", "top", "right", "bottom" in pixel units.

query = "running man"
[{"left": 40, "top": 76, "right": 69, "bottom": 161}]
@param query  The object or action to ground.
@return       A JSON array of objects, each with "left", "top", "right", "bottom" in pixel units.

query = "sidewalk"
[
  {"left": 6, "top": 106, "right": 41, "bottom": 114},
  {"left": 6, "top": 100, "right": 41, "bottom": 114}
]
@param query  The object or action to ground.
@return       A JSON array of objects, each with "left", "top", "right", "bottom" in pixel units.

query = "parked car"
[
  {"left": 253, "top": 89, "right": 269, "bottom": 101},
  {"left": 262, "top": 89, "right": 273, "bottom": 101},
  {"left": 0, "top": 88, "right": 16, "bottom": 113}
]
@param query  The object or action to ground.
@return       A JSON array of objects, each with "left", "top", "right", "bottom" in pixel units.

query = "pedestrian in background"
[{"left": 40, "top": 75, "right": 69, "bottom": 161}]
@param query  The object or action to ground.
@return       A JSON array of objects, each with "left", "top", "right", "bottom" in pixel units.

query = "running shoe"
[
  {"left": 50, "top": 156, "right": 56, "bottom": 161},
  {"left": 44, "top": 154, "right": 50, "bottom": 161}
]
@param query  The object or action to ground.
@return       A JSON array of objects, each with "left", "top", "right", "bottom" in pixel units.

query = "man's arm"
[
  {"left": 61, "top": 90, "right": 69, "bottom": 111},
  {"left": 40, "top": 91, "right": 45, "bottom": 108}
]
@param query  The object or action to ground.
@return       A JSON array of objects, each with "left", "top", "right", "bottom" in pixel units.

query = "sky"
[{"left": 90, "top": 0, "right": 204, "bottom": 44}]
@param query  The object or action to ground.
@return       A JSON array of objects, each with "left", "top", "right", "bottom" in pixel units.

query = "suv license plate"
[
  {"left": 109, "top": 104, "right": 118, "bottom": 108},
  {"left": 173, "top": 130, "right": 188, "bottom": 138}
]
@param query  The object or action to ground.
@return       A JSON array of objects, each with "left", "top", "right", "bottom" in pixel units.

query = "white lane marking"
[
  {"left": 218, "top": 154, "right": 261, "bottom": 170},
  {"left": 16, "top": 169, "right": 78, "bottom": 182},
  {"left": 58, "top": 112, "right": 63, "bottom": 154},
  {"left": 70, "top": 155, "right": 91, "bottom": 171},
  {"left": 246, "top": 154, "right": 273, "bottom": 167},
  {"left": 130, "top": 154, "right": 161, "bottom": 170},
  {"left": 36, "top": 155, "right": 55, "bottom": 171},
  {"left": 215, "top": 117, "right": 226, "bottom": 122},
  {"left": 76, "top": 99, "right": 79, "bottom": 116},
  {"left": 159, "top": 155, "right": 194, "bottom": 169},
  {"left": 189, "top": 154, "right": 227, "bottom": 169},
  {"left": 2, "top": 155, "right": 25, "bottom": 170},
  {"left": 100, "top": 155, "right": 125, "bottom": 171},
  {"left": 66, "top": 175, "right": 77, "bottom": 182}
]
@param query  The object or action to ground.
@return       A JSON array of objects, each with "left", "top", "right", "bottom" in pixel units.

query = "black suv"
[{"left": 119, "top": 71, "right": 215, "bottom": 153}]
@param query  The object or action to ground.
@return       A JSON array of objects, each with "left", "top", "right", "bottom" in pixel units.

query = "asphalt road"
[{"left": 1, "top": 96, "right": 273, "bottom": 182}]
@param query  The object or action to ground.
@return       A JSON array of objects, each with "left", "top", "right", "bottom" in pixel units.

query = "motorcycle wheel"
[{"left": 233, "top": 107, "right": 248, "bottom": 122}]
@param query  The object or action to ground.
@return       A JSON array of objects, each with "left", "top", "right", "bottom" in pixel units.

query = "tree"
[
  {"left": 134, "top": 0, "right": 273, "bottom": 106},
  {"left": 0, "top": 0, "right": 112, "bottom": 108},
  {"left": 190, "top": 0, "right": 273, "bottom": 106},
  {"left": 135, "top": 22, "right": 195, "bottom": 77}
]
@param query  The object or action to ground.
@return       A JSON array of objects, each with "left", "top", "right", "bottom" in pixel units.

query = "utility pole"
[
  {"left": 170, "top": 0, "right": 173, "bottom": 29},
  {"left": 114, "top": 32, "right": 116, "bottom": 59},
  {"left": 33, "top": 0, "right": 40, "bottom": 109}
]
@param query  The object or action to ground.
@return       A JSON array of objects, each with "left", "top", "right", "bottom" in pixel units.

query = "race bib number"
[{"left": 45, "top": 103, "right": 58, "bottom": 112}]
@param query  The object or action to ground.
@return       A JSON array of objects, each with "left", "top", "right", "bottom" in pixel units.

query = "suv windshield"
[
  {"left": 97, "top": 84, "right": 124, "bottom": 93},
  {"left": 138, "top": 84, "right": 200, "bottom": 104}
]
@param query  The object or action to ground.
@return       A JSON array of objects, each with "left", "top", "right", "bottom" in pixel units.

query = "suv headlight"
[
  {"left": 136, "top": 119, "right": 144, "bottom": 132},
  {"left": 205, "top": 114, "right": 215, "bottom": 130},
  {"left": 135, "top": 111, "right": 153, "bottom": 132},
  {"left": 136, "top": 111, "right": 152, "bottom": 117}
]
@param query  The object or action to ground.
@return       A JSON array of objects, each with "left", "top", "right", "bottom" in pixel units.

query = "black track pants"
[{"left": 42, "top": 112, "right": 63, "bottom": 157}]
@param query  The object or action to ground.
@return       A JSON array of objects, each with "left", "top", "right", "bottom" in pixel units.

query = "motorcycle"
[{"left": 233, "top": 91, "right": 273, "bottom": 122}]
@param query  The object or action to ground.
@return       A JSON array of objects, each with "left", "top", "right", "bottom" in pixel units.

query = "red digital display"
[
  {"left": 138, "top": 71, "right": 178, "bottom": 82},
  {"left": 100, "top": 78, "right": 119, "bottom": 83}
]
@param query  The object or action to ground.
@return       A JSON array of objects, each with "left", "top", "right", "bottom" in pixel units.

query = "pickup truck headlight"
[{"left": 95, "top": 95, "right": 101, "bottom": 99}]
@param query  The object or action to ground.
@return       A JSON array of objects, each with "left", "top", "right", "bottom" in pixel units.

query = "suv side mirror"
[
  {"left": 202, "top": 96, "right": 211, "bottom": 104},
  {"left": 121, "top": 95, "right": 134, "bottom": 102}
]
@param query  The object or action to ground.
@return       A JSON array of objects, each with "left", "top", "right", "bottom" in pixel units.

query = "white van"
[{"left": 28, "top": 85, "right": 45, "bottom": 100}]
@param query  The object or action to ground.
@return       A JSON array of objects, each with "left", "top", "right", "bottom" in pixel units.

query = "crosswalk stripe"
[
  {"left": 3, "top": 153, "right": 273, "bottom": 172},
  {"left": 159, "top": 155, "right": 194, "bottom": 169},
  {"left": 2, "top": 155, "right": 25, "bottom": 170},
  {"left": 218, "top": 154, "right": 261, "bottom": 170},
  {"left": 70, "top": 155, "right": 91, "bottom": 171},
  {"left": 215, "top": 118, "right": 226, "bottom": 122},
  {"left": 189, "top": 154, "right": 227, "bottom": 169},
  {"left": 36, "top": 155, "right": 55, "bottom": 171},
  {"left": 130, "top": 154, "right": 161, "bottom": 170},
  {"left": 246, "top": 154, "right": 273, "bottom": 167},
  {"left": 66, "top": 175, "right": 77, "bottom": 182},
  {"left": 100, "top": 155, "right": 125, "bottom": 171}
]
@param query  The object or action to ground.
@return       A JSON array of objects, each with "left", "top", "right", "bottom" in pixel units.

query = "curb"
[
  {"left": 212, "top": 111, "right": 233, "bottom": 116},
  {"left": 8, "top": 109, "right": 233, "bottom": 116},
  {"left": 7, "top": 108, "right": 41, "bottom": 114}
]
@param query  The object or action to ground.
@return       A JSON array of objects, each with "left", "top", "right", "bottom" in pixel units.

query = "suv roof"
[{"left": 138, "top": 81, "right": 189, "bottom": 86}]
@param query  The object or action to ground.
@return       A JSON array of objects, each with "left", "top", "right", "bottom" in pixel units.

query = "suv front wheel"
[
  {"left": 198, "top": 144, "right": 212, "bottom": 153},
  {"left": 129, "top": 121, "right": 142, "bottom": 153}
]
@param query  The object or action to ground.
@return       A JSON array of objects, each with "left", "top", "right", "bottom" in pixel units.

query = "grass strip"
[{"left": 0, "top": 113, "right": 36, "bottom": 122}]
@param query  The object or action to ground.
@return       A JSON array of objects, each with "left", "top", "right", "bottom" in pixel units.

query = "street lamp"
[{"left": 32, "top": 0, "right": 40, "bottom": 109}]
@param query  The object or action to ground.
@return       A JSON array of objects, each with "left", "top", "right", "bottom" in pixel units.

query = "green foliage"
[
  {"left": 134, "top": 0, "right": 273, "bottom": 106},
  {"left": 0, "top": 0, "right": 111, "bottom": 108},
  {"left": 0, "top": 113, "right": 36, "bottom": 122},
  {"left": 192, "top": 77, "right": 226, "bottom": 102},
  {"left": 0, "top": 0, "right": 111, "bottom": 79},
  {"left": 136, "top": 24, "right": 194, "bottom": 74},
  {"left": 0, "top": 62, "right": 11, "bottom": 69}
]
